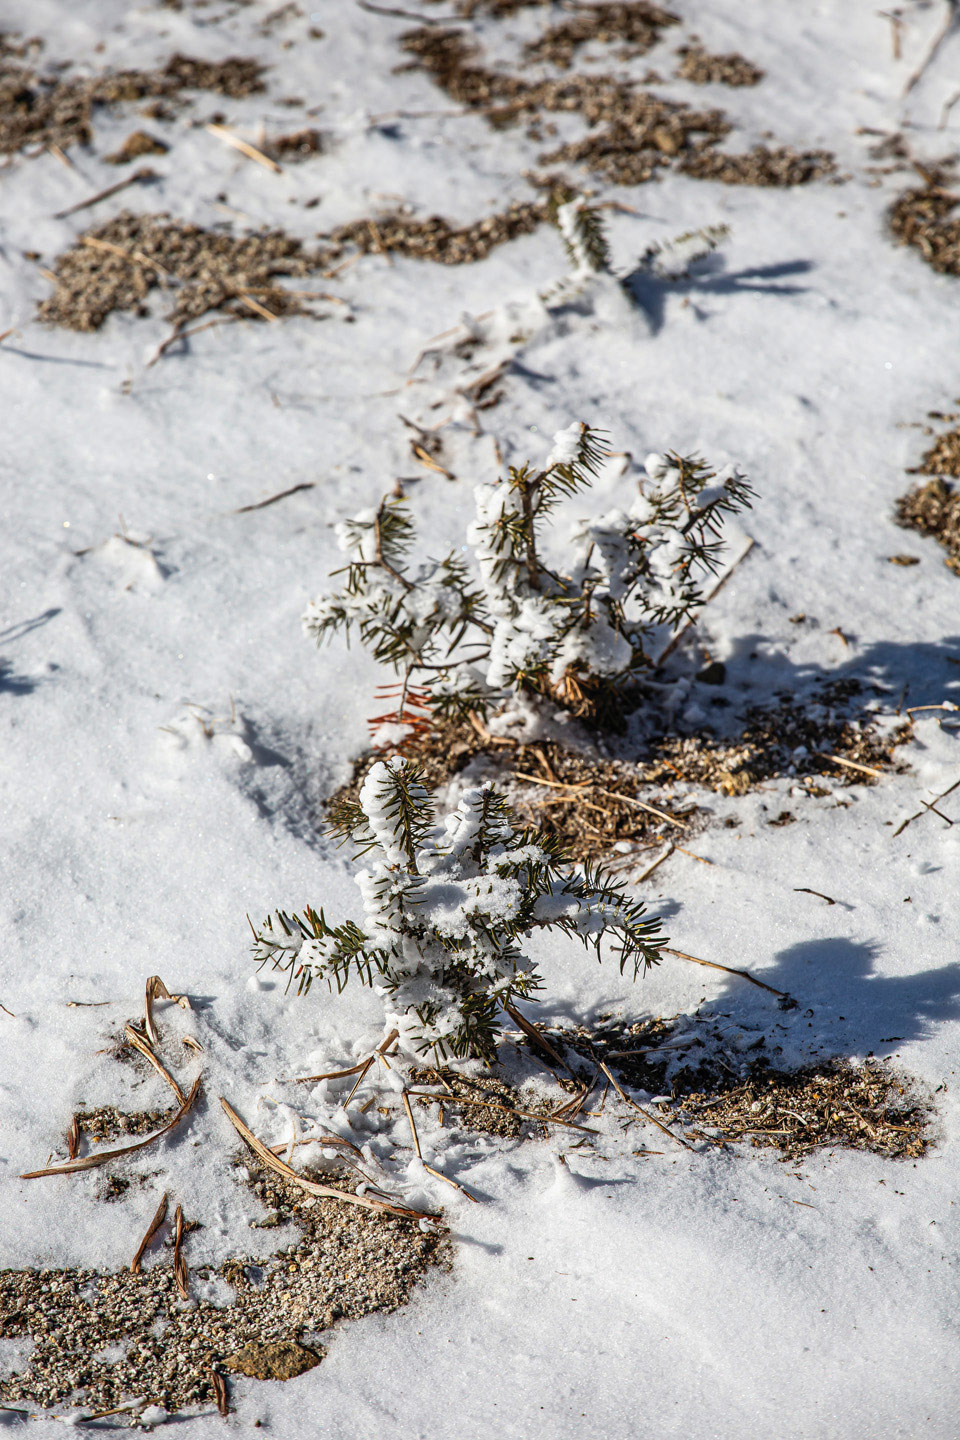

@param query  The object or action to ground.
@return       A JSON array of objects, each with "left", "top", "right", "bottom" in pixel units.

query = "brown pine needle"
[
  {"left": 401, "top": 1090, "right": 480, "bottom": 1201},
  {"left": 662, "top": 946, "right": 792, "bottom": 1000},
  {"left": 206, "top": 124, "right": 282, "bottom": 173},
  {"left": 219, "top": 1097, "right": 434, "bottom": 1218},
  {"left": 594, "top": 1060, "right": 694, "bottom": 1150},
  {"left": 504, "top": 1000, "right": 571, "bottom": 1071},
  {"left": 21, "top": 1076, "right": 201, "bottom": 1178},
  {"left": 173, "top": 1204, "right": 189, "bottom": 1300},
  {"left": 407, "top": 1089, "right": 599, "bottom": 1135},
  {"left": 124, "top": 1024, "right": 187, "bottom": 1105},
  {"left": 66, "top": 1116, "right": 80, "bottom": 1161},
  {"left": 131, "top": 1192, "right": 169, "bottom": 1273},
  {"left": 234, "top": 482, "right": 315, "bottom": 514}
]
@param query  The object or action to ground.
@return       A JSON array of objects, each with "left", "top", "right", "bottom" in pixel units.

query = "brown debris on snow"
[
  {"left": 896, "top": 478, "right": 960, "bottom": 575},
  {"left": 889, "top": 179, "right": 960, "bottom": 276}
]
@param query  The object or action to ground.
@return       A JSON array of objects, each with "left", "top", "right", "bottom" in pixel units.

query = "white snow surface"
[{"left": 1, "top": 0, "right": 960, "bottom": 1435}]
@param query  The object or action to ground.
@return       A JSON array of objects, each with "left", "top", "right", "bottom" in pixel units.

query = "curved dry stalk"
[
  {"left": 219, "top": 1097, "right": 436, "bottom": 1220},
  {"left": 124, "top": 1024, "right": 187, "bottom": 1105},
  {"left": 21, "top": 1076, "right": 202, "bottom": 1179}
]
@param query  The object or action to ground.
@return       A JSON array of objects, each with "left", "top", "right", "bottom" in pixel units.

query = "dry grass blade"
[
  {"left": 401, "top": 1090, "right": 480, "bottom": 1201},
  {"left": 124, "top": 1024, "right": 187, "bottom": 1105},
  {"left": 210, "top": 1369, "right": 229, "bottom": 1418},
  {"left": 144, "top": 975, "right": 190, "bottom": 1045},
  {"left": 234, "top": 482, "right": 315, "bottom": 514},
  {"left": 66, "top": 1116, "right": 80, "bottom": 1161},
  {"left": 219, "top": 1097, "right": 435, "bottom": 1218},
  {"left": 595, "top": 1060, "right": 694, "bottom": 1150},
  {"left": 207, "top": 123, "right": 282, "bottom": 173},
  {"left": 662, "top": 946, "right": 792, "bottom": 1000},
  {"left": 406, "top": 1089, "right": 599, "bottom": 1134},
  {"left": 173, "top": 1204, "right": 189, "bottom": 1300},
  {"left": 287, "top": 1057, "right": 372, "bottom": 1083},
  {"left": 237, "top": 292, "right": 279, "bottom": 322},
  {"left": 504, "top": 1000, "right": 572, "bottom": 1072},
  {"left": 131, "top": 1192, "right": 169, "bottom": 1273},
  {"left": 21, "top": 1076, "right": 201, "bottom": 1179},
  {"left": 815, "top": 752, "right": 883, "bottom": 778},
  {"left": 52, "top": 167, "right": 158, "bottom": 221}
]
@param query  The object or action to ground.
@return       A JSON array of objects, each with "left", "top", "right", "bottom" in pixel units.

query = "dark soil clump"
[
  {"left": 523, "top": 3, "right": 680, "bottom": 70},
  {"left": 327, "top": 199, "right": 549, "bottom": 264},
  {"left": 0, "top": 52, "right": 265, "bottom": 156},
  {"left": 0, "top": 1160, "right": 448, "bottom": 1414},
  {"left": 889, "top": 180, "right": 960, "bottom": 276},
  {"left": 896, "top": 478, "right": 960, "bottom": 575},
  {"left": 38, "top": 212, "right": 322, "bottom": 331},
  {"left": 679, "top": 144, "right": 834, "bottom": 186},
  {"left": 674, "top": 44, "right": 763, "bottom": 87}
]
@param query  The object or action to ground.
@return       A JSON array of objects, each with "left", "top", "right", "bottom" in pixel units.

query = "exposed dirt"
[
  {"left": 38, "top": 211, "right": 323, "bottom": 331},
  {"left": 896, "top": 478, "right": 960, "bottom": 575},
  {"left": 547, "top": 1019, "right": 932, "bottom": 1160},
  {"left": 889, "top": 179, "right": 960, "bottom": 276},
  {"left": 330, "top": 687, "right": 911, "bottom": 864},
  {"left": 327, "top": 198, "right": 549, "bottom": 264},
  {"left": 674, "top": 44, "right": 764, "bottom": 87},
  {"left": 523, "top": 3, "right": 680, "bottom": 70},
  {"left": 0, "top": 1159, "right": 448, "bottom": 1414},
  {"left": 0, "top": 51, "right": 265, "bottom": 156},
  {"left": 398, "top": 25, "right": 832, "bottom": 190}
]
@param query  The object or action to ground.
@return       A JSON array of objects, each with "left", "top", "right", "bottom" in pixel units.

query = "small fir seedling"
[
  {"left": 304, "top": 422, "right": 752, "bottom": 728},
  {"left": 549, "top": 189, "right": 729, "bottom": 287},
  {"left": 252, "top": 758, "right": 665, "bottom": 1062}
]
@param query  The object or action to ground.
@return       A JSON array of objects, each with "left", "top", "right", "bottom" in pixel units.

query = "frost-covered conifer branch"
[
  {"left": 303, "top": 424, "right": 752, "bottom": 731},
  {"left": 252, "top": 759, "right": 666, "bottom": 1062}
]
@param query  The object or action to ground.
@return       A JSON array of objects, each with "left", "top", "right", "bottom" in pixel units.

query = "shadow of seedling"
[
  {"left": 623, "top": 255, "right": 814, "bottom": 335},
  {"left": 525, "top": 936, "right": 955, "bottom": 1160},
  {"left": 0, "top": 607, "right": 62, "bottom": 697}
]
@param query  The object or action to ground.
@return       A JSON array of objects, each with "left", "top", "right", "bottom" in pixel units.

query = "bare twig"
[
  {"left": 594, "top": 1060, "right": 694, "bottom": 1150},
  {"left": 793, "top": 887, "right": 838, "bottom": 906},
  {"left": 234, "top": 482, "right": 315, "bottom": 514},
  {"left": 52, "top": 167, "right": 159, "bottom": 220},
  {"left": 904, "top": 0, "right": 960, "bottom": 95},
  {"left": 662, "top": 946, "right": 792, "bottom": 1001},
  {"left": 815, "top": 752, "right": 884, "bottom": 779}
]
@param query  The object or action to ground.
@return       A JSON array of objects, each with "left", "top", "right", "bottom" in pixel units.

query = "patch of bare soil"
[
  {"left": 0, "top": 51, "right": 265, "bottom": 156},
  {"left": 330, "top": 688, "right": 910, "bottom": 864},
  {"left": 0, "top": 1159, "right": 448, "bottom": 1415},
  {"left": 326, "top": 198, "right": 549, "bottom": 264},
  {"left": 547, "top": 1020, "right": 932, "bottom": 1160},
  {"left": 896, "top": 478, "right": 960, "bottom": 575},
  {"left": 889, "top": 178, "right": 960, "bottom": 276},
  {"left": 410, "top": 1067, "right": 551, "bottom": 1139},
  {"left": 677, "top": 1060, "right": 931, "bottom": 1160},
  {"left": 523, "top": 3, "right": 680, "bottom": 70},
  {"left": 674, "top": 44, "right": 763, "bottom": 87},
  {"left": 38, "top": 212, "right": 324, "bottom": 331},
  {"left": 398, "top": 25, "right": 833, "bottom": 190}
]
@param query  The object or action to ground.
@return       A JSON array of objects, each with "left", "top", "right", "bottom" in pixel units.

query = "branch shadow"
[{"left": 623, "top": 256, "right": 815, "bottom": 335}]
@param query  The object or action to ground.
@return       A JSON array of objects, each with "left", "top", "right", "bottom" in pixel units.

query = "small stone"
[{"left": 222, "top": 1340, "right": 323, "bottom": 1381}]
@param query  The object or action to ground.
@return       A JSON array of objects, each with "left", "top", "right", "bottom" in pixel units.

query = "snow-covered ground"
[{"left": 2, "top": 1, "right": 959, "bottom": 1434}]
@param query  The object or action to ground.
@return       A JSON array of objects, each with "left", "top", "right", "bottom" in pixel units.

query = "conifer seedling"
[{"left": 252, "top": 758, "right": 664, "bottom": 1063}]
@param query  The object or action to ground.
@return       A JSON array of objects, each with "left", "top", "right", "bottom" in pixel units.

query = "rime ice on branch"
[
  {"left": 252, "top": 759, "right": 664, "bottom": 1062},
  {"left": 303, "top": 423, "right": 752, "bottom": 725}
]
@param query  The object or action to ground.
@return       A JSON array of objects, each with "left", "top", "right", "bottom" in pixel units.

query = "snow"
[{"left": 1, "top": 0, "right": 960, "bottom": 1434}]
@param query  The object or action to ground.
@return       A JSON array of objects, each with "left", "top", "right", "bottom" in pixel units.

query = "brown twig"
[
  {"left": 504, "top": 1000, "right": 572, "bottom": 1072},
  {"left": 131, "top": 1192, "right": 169, "bottom": 1273},
  {"left": 52, "top": 167, "right": 159, "bottom": 221},
  {"left": 662, "top": 947, "right": 792, "bottom": 1000},
  {"left": 904, "top": 0, "right": 959, "bottom": 95},
  {"left": 66, "top": 1116, "right": 80, "bottom": 1161},
  {"left": 793, "top": 887, "right": 838, "bottom": 906},
  {"left": 892, "top": 774, "right": 960, "bottom": 837},
  {"left": 145, "top": 317, "right": 239, "bottom": 368},
  {"left": 234, "top": 482, "right": 315, "bottom": 514},
  {"left": 594, "top": 1060, "right": 694, "bottom": 1150},
  {"left": 815, "top": 752, "right": 884, "bottom": 779}
]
